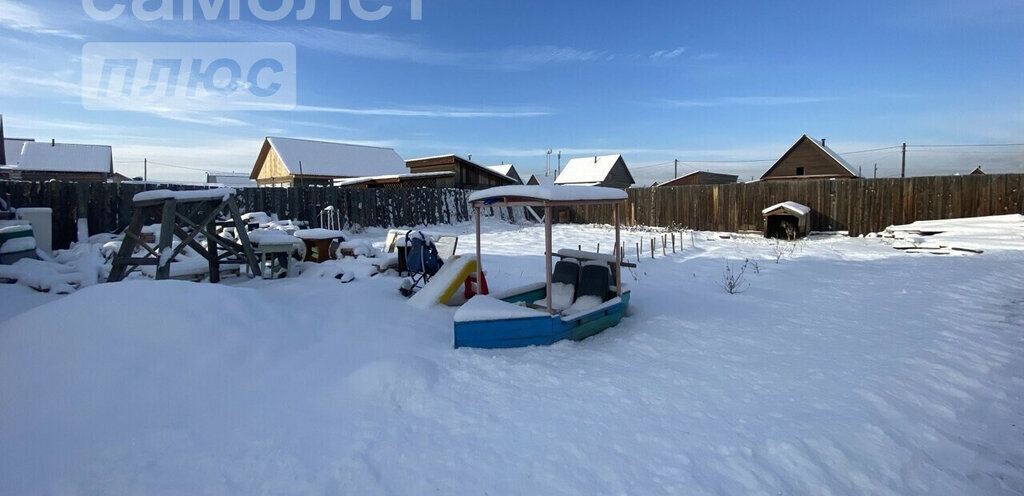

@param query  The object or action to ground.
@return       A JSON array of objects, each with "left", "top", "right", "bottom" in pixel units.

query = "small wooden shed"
[{"left": 762, "top": 201, "right": 810, "bottom": 239}]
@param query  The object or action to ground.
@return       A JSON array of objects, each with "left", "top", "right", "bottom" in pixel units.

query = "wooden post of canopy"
[
  {"left": 614, "top": 202, "right": 622, "bottom": 296},
  {"left": 544, "top": 205, "right": 553, "bottom": 314},
  {"left": 474, "top": 205, "right": 482, "bottom": 296}
]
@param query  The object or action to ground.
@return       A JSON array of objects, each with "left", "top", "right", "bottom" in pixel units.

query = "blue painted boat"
[
  {"left": 454, "top": 185, "right": 631, "bottom": 349},
  {"left": 454, "top": 283, "right": 630, "bottom": 348}
]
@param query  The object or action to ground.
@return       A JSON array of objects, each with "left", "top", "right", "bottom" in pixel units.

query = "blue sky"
[{"left": 1, "top": 0, "right": 1022, "bottom": 184}]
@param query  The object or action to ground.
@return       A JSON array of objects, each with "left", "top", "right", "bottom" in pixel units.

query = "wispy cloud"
[
  {"left": 666, "top": 96, "right": 838, "bottom": 107},
  {"left": 293, "top": 104, "right": 550, "bottom": 118},
  {"left": 494, "top": 46, "right": 612, "bottom": 70},
  {"left": 0, "top": 0, "right": 84, "bottom": 39},
  {"left": 650, "top": 46, "right": 687, "bottom": 60}
]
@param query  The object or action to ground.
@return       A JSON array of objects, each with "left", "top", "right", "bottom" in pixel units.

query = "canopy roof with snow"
[
  {"left": 554, "top": 154, "right": 635, "bottom": 189},
  {"left": 1, "top": 141, "right": 113, "bottom": 174},
  {"left": 251, "top": 137, "right": 407, "bottom": 186},
  {"left": 760, "top": 135, "right": 858, "bottom": 181},
  {"left": 468, "top": 185, "right": 627, "bottom": 207}
]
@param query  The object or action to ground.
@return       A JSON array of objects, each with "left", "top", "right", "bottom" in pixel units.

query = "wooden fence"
[
  {"left": 572, "top": 174, "right": 1024, "bottom": 236},
  {"left": 0, "top": 182, "right": 480, "bottom": 250},
  {"left": 3, "top": 174, "right": 1021, "bottom": 249}
]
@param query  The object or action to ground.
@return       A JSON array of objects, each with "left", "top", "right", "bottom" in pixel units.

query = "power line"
[{"left": 909, "top": 143, "right": 1024, "bottom": 148}]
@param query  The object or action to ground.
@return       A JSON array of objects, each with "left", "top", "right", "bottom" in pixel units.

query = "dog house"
[{"left": 762, "top": 201, "right": 810, "bottom": 239}]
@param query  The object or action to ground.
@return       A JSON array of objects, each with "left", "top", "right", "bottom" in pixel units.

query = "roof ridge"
[{"left": 267, "top": 136, "right": 395, "bottom": 151}]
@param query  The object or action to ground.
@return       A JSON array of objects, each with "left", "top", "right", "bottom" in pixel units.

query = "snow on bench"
[{"left": 132, "top": 188, "right": 237, "bottom": 203}]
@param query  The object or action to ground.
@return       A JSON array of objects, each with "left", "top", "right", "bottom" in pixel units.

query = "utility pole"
[
  {"left": 674, "top": 159, "right": 679, "bottom": 178},
  {"left": 901, "top": 142, "right": 907, "bottom": 178},
  {"left": 873, "top": 163, "right": 878, "bottom": 179},
  {"left": 557, "top": 151, "right": 561, "bottom": 176},
  {"left": 144, "top": 158, "right": 147, "bottom": 181},
  {"left": 545, "top": 149, "right": 552, "bottom": 176}
]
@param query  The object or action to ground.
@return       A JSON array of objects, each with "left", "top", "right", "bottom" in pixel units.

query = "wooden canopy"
[{"left": 468, "top": 185, "right": 627, "bottom": 314}]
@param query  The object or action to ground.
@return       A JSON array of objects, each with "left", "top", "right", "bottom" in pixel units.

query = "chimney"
[
  {"left": 821, "top": 138, "right": 826, "bottom": 146},
  {"left": 52, "top": 138, "right": 56, "bottom": 147},
  {"left": 594, "top": 156, "right": 598, "bottom": 163}
]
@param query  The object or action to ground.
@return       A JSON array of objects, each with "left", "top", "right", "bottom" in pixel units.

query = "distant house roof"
[
  {"left": 655, "top": 170, "right": 739, "bottom": 187},
  {"left": 485, "top": 164, "right": 522, "bottom": 183},
  {"left": 207, "top": 172, "right": 257, "bottom": 186},
  {"left": 970, "top": 166, "right": 985, "bottom": 175},
  {"left": 555, "top": 154, "right": 635, "bottom": 188},
  {"left": 333, "top": 171, "right": 454, "bottom": 188},
  {"left": 761, "top": 135, "right": 858, "bottom": 180},
  {"left": 405, "top": 154, "right": 516, "bottom": 186},
  {"left": 525, "top": 173, "right": 555, "bottom": 186},
  {"left": 252, "top": 136, "right": 407, "bottom": 179},
  {"left": 1, "top": 138, "right": 34, "bottom": 165},
  {"left": 3, "top": 141, "right": 112, "bottom": 174},
  {"left": 556, "top": 155, "right": 620, "bottom": 184}
]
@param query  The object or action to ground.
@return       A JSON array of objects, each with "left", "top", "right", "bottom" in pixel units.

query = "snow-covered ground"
[{"left": 1, "top": 219, "right": 1022, "bottom": 495}]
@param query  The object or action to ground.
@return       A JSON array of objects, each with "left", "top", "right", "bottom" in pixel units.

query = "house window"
[{"left": 796, "top": 167, "right": 805, "bottom": 176}]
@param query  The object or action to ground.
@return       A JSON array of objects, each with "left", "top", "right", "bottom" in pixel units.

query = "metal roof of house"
[
  {"left": 261, "top": 136, "right": 407, "bottom": 178},
  {"left": 5, "top": 141, "right": 112, "bottom": 173},
  {"left": 1, "top": 138, "right": 34, "bottom": 165},
  {"left": 554, "top": 154, "right": 624, "bottom": 185}
]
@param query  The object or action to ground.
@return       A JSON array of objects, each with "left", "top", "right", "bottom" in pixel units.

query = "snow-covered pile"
[
  {"left": 881, "top": 214, "right": 1024, "bottom": 253},
  {"left": 1, "top": 221, "right": 1022, "bottom": 495}
]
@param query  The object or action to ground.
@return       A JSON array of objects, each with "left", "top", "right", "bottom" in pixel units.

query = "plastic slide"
[{"left": 407, "top": 255, "right": 478, "bottom": 309}]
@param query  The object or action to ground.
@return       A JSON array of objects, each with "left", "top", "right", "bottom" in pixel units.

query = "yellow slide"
[{"left": 407, "top": 255, "right": 479, "bottom": 308}]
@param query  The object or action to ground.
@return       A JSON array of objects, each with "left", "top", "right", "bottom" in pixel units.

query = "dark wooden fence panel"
[
  {"left": 574, "top": 174, "right": 1024, "bottom": 235},
  {"left": 0, "top": 182, "right": 480, "bottom": 249}
]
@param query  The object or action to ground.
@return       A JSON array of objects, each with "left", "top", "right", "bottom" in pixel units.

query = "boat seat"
[
  {"left": 534, "top": 258, "right": 580, "bottom": 311},
  {"left": 577, "top": 263, "right": 611, "bottom": 302}
]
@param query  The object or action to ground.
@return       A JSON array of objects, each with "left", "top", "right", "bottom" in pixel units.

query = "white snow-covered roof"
[
  {"left": 554, "top": 155, "right": 622, "bottom": 185},
  {"left": 811, "top": 138, "right": 859, "bottom": 177},
  {"left": 264, "top": 137, "right": 407, "bottom": 178},
  {"left": 486, "top": 164, "right": 515, "bottom": 177},
  {"left": 468, "top": 185, "right": 627, "bottom": 204},
  {"left": 2, "top": 138, "right": 33, "bottom": 165},
  {"left": 333, "top": 171, "right": 453, "bottom": 187},
  {"left": 762, "top": 201, "right": 811, "bottom": 216},
  {"left": 7, "top": 142, "right": 112, "bottom": 173}
]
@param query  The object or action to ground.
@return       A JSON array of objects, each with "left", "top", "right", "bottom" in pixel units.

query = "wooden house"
[
  {"left": 760, "top": 135, "right": 858, "bottom": 181},
  {"left": 0, "top": 139, "right": 113, "bottom": 182},
  {"left": 405, "top": 154, "right": 517, "bottom": 189},
  {"left": 654, "top": 170, "right": 738, "bottom": 187},
  {"left": 485, "top": 163, "right": 523, "bottom": 184},
  {"left": 554, "top": 154, "right": 635, "bottom": 189},
  {"left": 969, "top": 166, "right": 985, "bottom": 175},
  {"left": 250, "top": 137, "right": 408, "bottom": 187}
]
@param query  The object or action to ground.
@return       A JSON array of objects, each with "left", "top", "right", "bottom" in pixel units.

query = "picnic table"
[{"left": 294, "top": 229, "right": 346, "bottom": 263}]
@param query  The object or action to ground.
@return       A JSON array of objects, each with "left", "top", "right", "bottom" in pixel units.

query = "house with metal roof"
[
  {"left": 405, "top": 154, "right": 517, "bottom": 189},
  {"left": 250, "top": 136, "right": 409, "bottom": 187},
  {"left": 760, "top": 135, "right": 859, "bottom": 181},
  {"left": 653, "top": 170, "right": 738, "bottom": 187},
  {"left": 554, "top": 154, "right": 635, "bottom": 189},
  {"left": 0, "top": 140, "right": 113, "bottom": 182}
]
